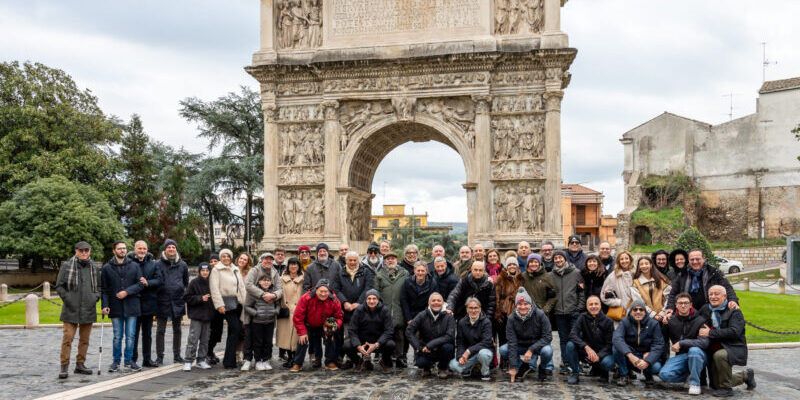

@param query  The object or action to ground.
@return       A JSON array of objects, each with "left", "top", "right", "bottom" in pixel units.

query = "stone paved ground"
[{"left": 3, "top": 328, "right": 799, "bottom": 400}]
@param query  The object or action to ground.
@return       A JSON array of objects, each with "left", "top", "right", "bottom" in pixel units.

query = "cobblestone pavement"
[
  {"left": 0, "top": 324, "right": 194, "bottom": 400},
  {"left": 3, "top": 328, "right": 799, "bottom": 400}
]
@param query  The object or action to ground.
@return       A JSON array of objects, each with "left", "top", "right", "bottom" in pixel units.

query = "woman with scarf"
[
  {"left": 276, "top": 258, "right": 304, "bottom": 368},
  {"left": 600, "top": 250, "right": 637, "bottom": 327},
  {"left": 630, "top": 256, "right": 671, "bottom": 323},
  {"left": 494, "top": 257, "right": 525, "bottom": 353},
  {"left": 209, "top": 249, "right": 246, "bottom": 369},
  {"left": 485, "top": 248, "right": 503, "bottom": 284},
  {"left": 581, "top": 255, "right": 608, "bottom": 313}
]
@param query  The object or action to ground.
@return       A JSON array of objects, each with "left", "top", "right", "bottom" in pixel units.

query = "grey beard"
[{"left": 369, "top": 256, "right": 379, "bottom": 264}]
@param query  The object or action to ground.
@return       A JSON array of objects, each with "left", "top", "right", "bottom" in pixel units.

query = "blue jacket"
[
  {"left": 101, "top": 257, "right": 144, "bottom": 318},
  {"left": 613, "top": 312, "right": 665, "bottom": 366},
  {"left": 127, "top": 252, "right": 162, "bottom": 316},
  {"left": 155, "top": 253, "right": 189, "bottom": 318}
]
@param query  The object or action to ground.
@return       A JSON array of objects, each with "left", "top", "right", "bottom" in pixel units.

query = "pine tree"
[{"left": 119, "top": 114, "right": 159, "bottom": 245}]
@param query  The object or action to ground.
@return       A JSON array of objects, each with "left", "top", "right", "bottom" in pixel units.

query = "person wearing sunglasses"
[
  {"left": 612, "top": 299, "right": 664, "bottom": 386},
  {"left": 565, "top": 235, "right": 587, "bottom": 271},
  {"left": 360, "top": 243, "right": 384, "bottom": 274}
]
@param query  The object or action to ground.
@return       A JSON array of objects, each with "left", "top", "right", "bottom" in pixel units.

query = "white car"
[{"left": 716, "top": 257, "right": 744, "bottom": 274}]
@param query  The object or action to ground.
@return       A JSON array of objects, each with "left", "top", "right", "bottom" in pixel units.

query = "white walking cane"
[{"left": 97, "top": 313, "right": 105, "bottom": 375}]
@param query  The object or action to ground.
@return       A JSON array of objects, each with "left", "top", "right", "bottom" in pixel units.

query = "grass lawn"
[
  {"left": 727, "top": 268, "right": 782, "bottom": 284},
  {"left": 739, "top": 291, "right": 800, "bottom": 343},
  {"left": 0, "top": 298, "right": 102, "bottom": 325}
]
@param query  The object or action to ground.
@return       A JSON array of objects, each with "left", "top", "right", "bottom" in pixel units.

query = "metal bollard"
[
  {"left": 743, "top": 278, "right": 750, "bottom": 291},
  {"left": 779, "top": 279, "right": 786, "bottom": 295},
  {"left": 0, "top": 283, "right": 7, "bottom": 302},
  {"left": 25, "top": 293, "right": 39, "bottom": 328},
  {"left": 43, "top": 281, "right": 50, "bottom": 299}
]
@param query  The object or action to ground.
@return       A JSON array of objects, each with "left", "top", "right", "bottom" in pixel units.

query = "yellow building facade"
[{"left": 371, "top": 204, "right": 451, "bottom": 242}]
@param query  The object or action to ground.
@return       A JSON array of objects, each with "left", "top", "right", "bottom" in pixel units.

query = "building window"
[
  {"left": 414, "top": 218, "right": 421, "bottom": 226},
  {"left": 391, "top": 219, "right": 399, "bottom": 225},
  {"left": 371, "top": 220, "right": 377, "bottom": 228},
  {"left": 214, "top": 228, "right": 221, "bottom": 236},
  {"left": 381, "top": 233, "right": 388, "bottom": 240},
  {"left": 613, "top": 228, "right": 617, "bottom": 234},
  {"left": 576, "top": 205, "right": 586, "bottom": 225}
]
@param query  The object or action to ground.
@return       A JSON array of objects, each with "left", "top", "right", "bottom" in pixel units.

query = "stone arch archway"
[{"left": 336, "top": 112, "right": 477, "bottom": 246}]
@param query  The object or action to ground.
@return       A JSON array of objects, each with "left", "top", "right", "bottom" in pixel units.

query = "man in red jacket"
[{"left": 290, "top": 279, "right": 343, "bottom": 372}]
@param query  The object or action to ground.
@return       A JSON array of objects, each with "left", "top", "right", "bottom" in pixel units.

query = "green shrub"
[{"left": 675, "top": 227, "right": 718, "bottom": 267}]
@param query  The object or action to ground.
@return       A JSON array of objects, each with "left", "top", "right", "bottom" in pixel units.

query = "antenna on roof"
[
  {"left": 722, "top": 93, "right": 741, "bottom": 121},
  {"left": 761, "top": 42, "right": 777, "bottom": 82}
]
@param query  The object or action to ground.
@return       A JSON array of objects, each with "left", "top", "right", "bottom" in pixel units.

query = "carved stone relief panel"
[
  {"left": 278, "top": 122, "right": 325, "bottom": 166},
  {"left": 494, "top": 0, "right": 544, "bottom": 35},
  {"left": 491, "top": 70, "right": 546, "bottom": 87},
  {"left": 277, "top": 81, "right": 320, "bottom": 96},
  {"left": 491, "top": 94, "right": 544, "bottom": 114},
  {"left": 279, "top": 165, "right": 325, "bottom": 186},
  {"left": 279, "top": 188, "right": 325, "bottom": 234},
  {"left": 493, "top": 181, "right": 545, "bottom": 232},
  {"left": 491, "top": 114, "right": 545, "bottom": 160},
  {"left": 347, "top": 197, "right": 372, "bottom": 241},
  {"left": 324, "top": 71, "right": 490, "bottom": 94},
  {"left": 276, "top": 0, "right": 323, "bottom": 50},
  {"left": 416, "top": 96, "right": 476, "bottom": 147},
  {"left": 338, "top": 100, "right": 393, "bottom": 151},
  {"left": 491, "top": 159, "right": 546, "bottom": 180},
  {"left": 278, "top": 104, "right": 324, "bottom": 122}
]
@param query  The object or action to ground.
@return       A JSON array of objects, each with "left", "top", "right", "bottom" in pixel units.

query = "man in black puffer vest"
[
  {"left": 406, "top": 292, "right": 455, "bottom": 379},
  {"left": 128, "top": 241, "right": 162, "bottom": 368},
  {"left": 565, "top": 295, "right": 615, "bottom": 384},
  {"left": 343, "top": 289, "right": 395, "bottom": 373}
]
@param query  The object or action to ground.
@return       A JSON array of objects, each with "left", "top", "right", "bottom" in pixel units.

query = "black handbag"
[
  {"left": 221, "top": 269, "right": 242, "bottom": 310},
  {"left": 277, "top": 306, "right": 290, "bottom": 319}
]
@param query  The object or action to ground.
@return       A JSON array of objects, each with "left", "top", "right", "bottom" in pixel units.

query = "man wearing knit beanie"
[
  {"left": 612, "top": 299, "right": 665, "bottom": 386},
  {"left": 500, "top": 287, "right": 553, "bottom": 382}
]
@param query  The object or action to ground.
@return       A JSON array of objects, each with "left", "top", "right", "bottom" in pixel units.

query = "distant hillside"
[{"left": 429, "top": 222, "right": 468, "bottom": 235}]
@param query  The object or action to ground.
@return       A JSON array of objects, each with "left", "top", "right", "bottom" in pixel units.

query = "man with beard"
[
  {"left": 129, "top": 240, "right": 162, "bottom": 368},
  {"left": 360, "top": 243, "right": 384, "bottom": 274},
  {"left": 303, "top": 243, "right": 341, "bottom": 292},
  {"left": 406, "top": 293, "right": 455, "bottom": 379},
  {"left": 565, "top": 235, "right": 587, "bottom": 271},
  {"left": 598, "top": 242, "right": 614, "bottom": 273},
  {"left": 539, "top": 241, "right": 555, "bottom": 272},
  {"left": 454, "top": 246, "right": 474, "bottom": 279}
]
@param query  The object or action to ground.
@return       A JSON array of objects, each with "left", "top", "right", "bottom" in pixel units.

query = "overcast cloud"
[{"left": 2, "top": 0, "right": 798, "bottom": 223}]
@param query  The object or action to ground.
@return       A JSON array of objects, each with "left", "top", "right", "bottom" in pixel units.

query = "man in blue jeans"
[
  {"left": 659, "top": 292, "right": 709, "bottom": 395},
  {"left": 500, "top": 287, "right": 553, "bottom": 382},
  {"left": 406, "top": 293, "right": 455, "bottom": 379},
  {"left": 449, "top": 297, "right": 494, "bottom": 381},
  {"left": 565, "top": 295, "right": 615, "bottom": 384},
  {"left": 613, "top": 299, "right": 664, "bottom": 386},
  {"left": 101, "top": 241, "right": 145, "bottom": 372}
]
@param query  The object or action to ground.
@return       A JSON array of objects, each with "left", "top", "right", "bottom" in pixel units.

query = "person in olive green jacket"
[
  {"left": 56, "top": 241, "right": 103, "bottom": 379},
  {"left": 375, "top": 251, "right": 410, "bottom": 368}
]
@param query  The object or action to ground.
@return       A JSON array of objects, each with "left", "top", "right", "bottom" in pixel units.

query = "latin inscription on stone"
[{"left": 329, "top": 0, "right": 483, "bottom": 38}]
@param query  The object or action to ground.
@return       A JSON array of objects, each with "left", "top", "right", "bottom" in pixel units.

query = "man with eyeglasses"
[
  {"left": 298, "top": 245, "right": 312, "bottom": 271},
  {"left": 539, "top": 241, "right": 555, "bottom": 272},
  {"left": 598, "top": 242, "right": 614, "bottom": 273},
  {"left": 666, "top": 249, "right": 739, "bottom": 315},
  {"left": 56, "top": 241, "right": 103, "bottom": 379},
  {"left": 360, "top": 242, "right": 384, "bottom": 274},
  {"left": 658, "top": 292, "right": 710, "bottom": 395},
  {"left": 399, "top": 244, "right": 419, "bottom": 276},
  {"left": 612, "top": 299, "right": 664, "bottom": 386},
  {"left": 566, "top": 235, "right": 587, "bottom": 271}
]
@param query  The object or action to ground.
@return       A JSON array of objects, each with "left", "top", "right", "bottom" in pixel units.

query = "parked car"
[{"left": 716, "top": 257, "right": 744, "bottom": 274}]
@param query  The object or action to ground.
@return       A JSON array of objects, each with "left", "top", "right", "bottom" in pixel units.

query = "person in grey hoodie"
[
  {"left": 551, "top": 249, "right": 585, "bottom": 375},
  {"left": 500, "top": 287, "right": 553, "bottom": 382}
]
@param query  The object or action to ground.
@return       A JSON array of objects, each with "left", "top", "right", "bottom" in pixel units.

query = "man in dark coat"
[
  {"left": 426, "top": 245, "right": 453, "bottom": 277},
  {"left": 612, "top": 299, "right": 665, "bottom": 386},
  {"left": 333, "top": 251, "right": 374, "bottom": 367},
  {"left": 501, "top": 287, "right": 553, "bottom": 382},
  {"left": 56, "top": 241, "right": 102, "bottom": 379},
  {"left": 551, "top": 250, "right": 585, "bottom": 374},
  {"left": 360, "top": 243, "right": 385, "bottom": 274},
  {"left": 101, "top": 241, "right": 145, "bottom": 372},
  {"left": 406, "top": 292, "right": 455, "bottom": 379},
  {"left": 431, "top": 256, "right": 458, "bottom": 300},
  {"left": 154, "top": 239, "right": 189, "bottom": 365},
  {"left": 129, "top": 241, "right": 162, "bottom": 367},
  {"left": 540, "top": 241, "right": 556, "bottom": 272},
  {"left": 400, "top": 261, "right": 437, "bottom": 325},
  {"left": 698, "top": 285, "right": 755, "bottom": 397},
  {"left": 665, "top": 249, "right": 739, "bottom": 313},
  {"left": 343, "top": 289, "right": 395, "bottom": 372},
  {"left": 658, "top": 292, "right": 710, "bottom": 396},
  {"left": 448, "top": 297, "right": 493, "bottom": 381},
  {"left": 446, "top": 261, "right": 496, "bottom": 321},
  {"left": 565, "top": 296, "right": 615, "bottom": 384},
  {"left": 598, "top": 241, "right": 614, "bottom": 273},
  {"left": 565, "top": 235, "right": 588, "bottom": 271},
  {"left": 302, "top": 243, "right": 342, "bottom": 292}
]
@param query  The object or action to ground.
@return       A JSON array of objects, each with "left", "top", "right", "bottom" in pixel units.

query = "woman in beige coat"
[
  {"left": 209, "top": 248, "right": 246, "bottom": 369},
  {"left": 600, "top": 250, "right": 637, "bottom": 327},
  {"left": 276, "top": 257, "right": 304, "bottom": 368}
]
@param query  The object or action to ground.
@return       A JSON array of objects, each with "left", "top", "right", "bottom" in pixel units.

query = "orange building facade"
[{"left": 561, "top": 184, "right": 617, "bottom": 249}]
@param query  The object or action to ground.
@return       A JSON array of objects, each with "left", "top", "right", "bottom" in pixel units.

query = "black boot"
[
  {"left": 74, "top": 362, "right": 93, "bottom": 375},
  {"left": 59, "top": 364, "right": 69, "bottom": 379}
]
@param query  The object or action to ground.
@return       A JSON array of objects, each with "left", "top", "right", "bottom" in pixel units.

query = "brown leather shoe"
[
  {"left": 325, "top": 362, "right": 339, "bottom": 371},
  {"left": 289, "top": 365, "right": 302, "bottom": 372}
]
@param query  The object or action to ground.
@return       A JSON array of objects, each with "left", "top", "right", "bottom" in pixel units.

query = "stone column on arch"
[
  {"left": 262, "top": 102, "right": 280, "bottom": 240},
  {"left": 472, "top": 94, "right": 492, "bottom": 239},
  {"left": 543, "top": 89, "right": 564, "bottom": 236},
  {"left": 322, "top": 100, "right": 341, "bottom": 238}
]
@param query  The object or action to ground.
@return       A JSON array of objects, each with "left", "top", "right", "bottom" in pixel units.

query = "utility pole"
[{"left": 411, "top": 206, "right": 415, "bottom": 242}]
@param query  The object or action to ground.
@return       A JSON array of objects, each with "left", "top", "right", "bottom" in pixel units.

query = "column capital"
[
  {"left": 321, "top": 100, "right": 340, "bottom": 120},
  {"left": 263, "top": 103, "right": 278, "bottom": 122},
  {"left": 543, "top": 91, "right": 564, "bottom": 112},
  {"left": 471, "top": 94, "right": 492, "bottom": 114}
]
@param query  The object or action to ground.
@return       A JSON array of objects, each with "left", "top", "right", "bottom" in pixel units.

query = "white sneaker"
[
  {"left": 255, "top": 361, "right": 266, "bottom": 371},
  {"left": 197, "top": 361, "right": 211, "bottom": 369},
  {"left": 183, "top": 362, "right": 192, "bottom": 371},
  {"left": 688, "top": 385, "right": 701, "bottom": 395},
  {"left": 240, "top": 360, "right": 252, "bottom": 371},
  {"left": 263, "top": 361, "right": 272, "bottom": 371}
]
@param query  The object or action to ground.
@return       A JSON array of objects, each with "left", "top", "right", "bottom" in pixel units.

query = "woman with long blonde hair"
[{"left": 600, "top": 250, "right": 636, "bottom": 325}]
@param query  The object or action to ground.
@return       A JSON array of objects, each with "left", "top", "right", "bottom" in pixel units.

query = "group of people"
[{"left": 56, "top": 236, "right": 756, "bottom": 397}]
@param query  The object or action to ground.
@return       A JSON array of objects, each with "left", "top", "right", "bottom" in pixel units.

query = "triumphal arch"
[{"left": 247, "top": 0, "right": 575, "bottom": 252}]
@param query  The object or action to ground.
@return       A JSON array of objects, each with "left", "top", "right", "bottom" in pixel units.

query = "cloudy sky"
[{"left": 2, "top": 1, "right": 798, "bottom": 223}]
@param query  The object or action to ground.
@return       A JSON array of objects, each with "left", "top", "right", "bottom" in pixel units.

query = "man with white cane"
[{"left": 56, "top": 241, "right": 104, "bottom": 379}]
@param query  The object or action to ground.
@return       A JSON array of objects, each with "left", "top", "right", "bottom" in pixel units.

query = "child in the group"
[
  {"left": 183, "top": 263, "right": 215, "bottom": 371},
  {"left": 245, "top": 274, "right": 280, "bottom": 371}
]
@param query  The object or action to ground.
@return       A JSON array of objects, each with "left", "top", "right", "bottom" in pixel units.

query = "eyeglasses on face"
[
  {"left": 569, "top": 241, "right": 580, "bottom": 244},
  {"left": 631, "top": 308, "right": 646, "bottom": 312},
  {"left": 406, "top": 251, "right": 418, "bottom": 254},
  {"left": 676, "top": 301, "right": 691, "bottom": 306},
  {"left": 300, "top": 250, "right": 310, "bottom": 254}
]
